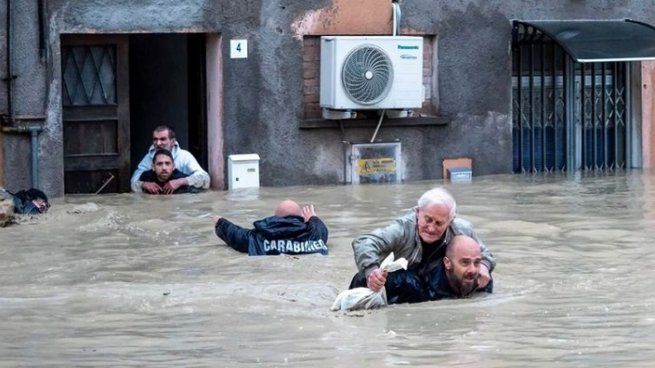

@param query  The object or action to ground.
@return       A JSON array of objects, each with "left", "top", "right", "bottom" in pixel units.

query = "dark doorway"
[{"left": 129, "top": 33, "right": 208, "bottom": 175}]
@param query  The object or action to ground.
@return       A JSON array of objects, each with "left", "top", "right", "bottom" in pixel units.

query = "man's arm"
[
  {"left": 130, "top": 153, "right": 153, "bottom": 192},
  {"left": 352, "top": 217, "right": 411, "bottom": 279},
  {"left": 176, "top": 151, "right": 210, "bottom": 189},
  {"left": 213, "top": 216, "right": 252, "bottom": 253},
  {"left": 301, "top": 205, "right": 329, "bottom": 243},
  {"left": 306, "top": 217, "right": 329, "bottom": 244}
]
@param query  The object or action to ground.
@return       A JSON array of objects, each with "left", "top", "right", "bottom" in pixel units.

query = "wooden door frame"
[{"left": 61, "top": 34, "right": 130, "bottom": 192}]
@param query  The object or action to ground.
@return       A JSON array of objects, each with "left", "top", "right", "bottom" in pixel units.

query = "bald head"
[
  {"left": 275, "top": 199, "right": 303, "bottom": 217},
  {"left": 446, "top": 235, "right": 481, "bottom": 259},
  {"left": 444, "top": 235, "right": 482, "bottom": 297}
]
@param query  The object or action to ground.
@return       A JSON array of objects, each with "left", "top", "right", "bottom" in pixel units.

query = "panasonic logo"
[{"left": 398, "top": 45, "right": 419, "bottom": 50}]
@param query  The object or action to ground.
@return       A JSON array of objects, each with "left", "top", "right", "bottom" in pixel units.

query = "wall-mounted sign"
[{"left": 230, "top": 39, "right": 248, "bottom": 59}]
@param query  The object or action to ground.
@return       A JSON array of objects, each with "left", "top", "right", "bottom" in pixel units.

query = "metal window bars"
[{"left": 512, "top": 22, "right": 628, "bottom": 173}]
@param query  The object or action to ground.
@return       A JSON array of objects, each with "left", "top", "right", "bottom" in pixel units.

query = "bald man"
[
  {"left": 384, "top": 235, "right": 494, "bottom": 304},
  {"left": 212, "top": 200, "right": 329, "bottom": 256}
]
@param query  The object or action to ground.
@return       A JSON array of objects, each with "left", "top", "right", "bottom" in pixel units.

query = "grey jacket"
[{"left": 352, "top": 208, "right": 496, "bottom": 278}]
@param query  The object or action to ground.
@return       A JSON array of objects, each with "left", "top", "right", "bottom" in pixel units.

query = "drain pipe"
[
  {"left": 369, "top": 2, "right": 401, "bottom": 143},
  {"left": 2, "top": 119, "right": 44, "bottom": 188},
  {"left": 392, "top": 1, "right": 401, "bottom": 36}
]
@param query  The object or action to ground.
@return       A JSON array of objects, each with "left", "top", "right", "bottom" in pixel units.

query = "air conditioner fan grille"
[{"left": 341, "top": 45, "right": 393, "bottom": 105}]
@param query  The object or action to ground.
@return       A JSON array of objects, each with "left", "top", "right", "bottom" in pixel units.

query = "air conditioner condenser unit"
[{"left": 320, "top": 36, "right": 424, "bottom": 115}]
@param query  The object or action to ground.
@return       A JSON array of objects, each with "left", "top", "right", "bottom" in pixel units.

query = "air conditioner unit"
[{"left": 320, "top": 36, "right": 424, "bottom": 116}]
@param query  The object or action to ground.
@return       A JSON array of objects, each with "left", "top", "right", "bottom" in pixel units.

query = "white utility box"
[{"left": 227, "top": 154, "right": 260, "bottom": 189}]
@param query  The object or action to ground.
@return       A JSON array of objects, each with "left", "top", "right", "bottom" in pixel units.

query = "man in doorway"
[
  {"left": 349, "top": 187, "right": 495, "bottom": 292},
  {"left": 212, "top": 199, "right": 329, "bottom": 256},
  {"left": 383, "top": 235, "right": 494, "bottom": 304},
  {"left": 131, "top": 125, "right": 210, "bottom": 193},
  {"left": 139, "top": 149, "right": 197, "bottom": 194}
]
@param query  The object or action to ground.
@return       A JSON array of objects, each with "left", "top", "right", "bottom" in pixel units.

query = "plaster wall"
[
  {"left": 3, "top": 0, "right": 655, "bottom": 197},
  {"left": 642, "top": 62, "right": 655, "bottom": 168}
]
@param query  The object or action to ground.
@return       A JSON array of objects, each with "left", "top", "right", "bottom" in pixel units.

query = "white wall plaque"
[{"left": 230, "top": 39, "right": 248, "bottom": 59}]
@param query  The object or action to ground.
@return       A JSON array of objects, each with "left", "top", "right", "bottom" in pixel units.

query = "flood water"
[{"left": 1, "top": 172, "right": 654, "bottom": 367}]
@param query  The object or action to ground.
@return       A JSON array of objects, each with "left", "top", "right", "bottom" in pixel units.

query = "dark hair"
[
  {"left": 14, "top": 188, "right": 48, "bottom": 203},
  {"left": 153, "top": 125, "right": 176, "bottom": 140},
  {"left": 152, "top": 149, "right": 174, "bottom": 164}
]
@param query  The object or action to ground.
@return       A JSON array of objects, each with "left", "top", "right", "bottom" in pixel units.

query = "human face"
[
  {"left": 153, "top": 154, "right": 175, "bottom": 181},
  {"left": 444, "top": 240, "right": 482, "bottom": 296},
  {"left": 153, "top": 129, "right": 174, "bottom": 150},
  {"left": 416, "top": 203, "right": 452, "bottom": 244},
  {"left": 31, "top": 198, "right": 49, "bottom": 213}
]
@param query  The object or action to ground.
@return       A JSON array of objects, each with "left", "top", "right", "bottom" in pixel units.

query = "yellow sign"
[{"left": 357, "top": 158, "right": 396, "bottom": 175}]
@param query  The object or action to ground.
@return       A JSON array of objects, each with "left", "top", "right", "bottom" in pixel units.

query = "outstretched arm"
[{"left": 213, "top": 216, "right": 251, "bottom": 253}]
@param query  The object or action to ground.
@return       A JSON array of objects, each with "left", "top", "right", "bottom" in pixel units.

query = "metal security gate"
[{"left": 512, "top": 22, "right": 629, "bottom": 173}]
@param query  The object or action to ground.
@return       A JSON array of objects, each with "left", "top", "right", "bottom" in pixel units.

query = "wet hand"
[
  {"left": 162, "top": 178, "right": 184, "bottom": 194},
  {"left": 366, "top": 268, "right": 388, "bottom": 292},
  {"left": 142, "top": 182, "right": 161, "bottom": 194},
  {"left": 301, "top": 204, "right": 316, "bottom": 222},
  {"left": 211, "top": 215, "right": 222, "bottom": 225},
  {"left": 477, "top": 264, "right": 491, "bottom": 288}
]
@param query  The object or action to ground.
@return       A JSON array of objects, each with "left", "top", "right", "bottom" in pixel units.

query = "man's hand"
[
  {"left": 142, "top": 182, "right": 161, "bottom": 194},
  {"left": 477, "top": 264, "right": 491, "bottom": 288},
  {"left": 211, "top": 215, "right": 223, "bottom": 225},
  {"left": 301, "top": 204, "right": 316, "bottom": 222},
  {"left": 162, "top": 178, "right": 187, "bottom": 194},
  {"left": 366, "top": 268, "right": 388, "bottom": 292}
]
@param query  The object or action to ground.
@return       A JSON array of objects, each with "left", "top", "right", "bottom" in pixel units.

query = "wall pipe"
[
  {"left": 3, "top": 0, "right": 15, "bottom": 119},
  {"left": 2, "top": 119, "right": 44, "bottom": 188}
]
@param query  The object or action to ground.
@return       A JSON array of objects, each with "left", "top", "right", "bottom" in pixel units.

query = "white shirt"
[{"left": 130, "top": 142, "right": 210, "bottom": 192}]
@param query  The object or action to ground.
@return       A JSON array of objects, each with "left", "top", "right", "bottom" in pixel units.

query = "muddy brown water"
[{"left": 1, "top": 172, "right": 654, "bottom": 367}]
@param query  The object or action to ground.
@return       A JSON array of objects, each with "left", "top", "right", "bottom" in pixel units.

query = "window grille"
[
  {"left": 512, "top": 22, "right": 629, "bottom": 173},
  {"left": 62, "top": 45, "right": 117, "bottom": 106}
]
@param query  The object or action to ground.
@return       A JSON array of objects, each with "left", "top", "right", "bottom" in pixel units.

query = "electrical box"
[
  {"left": 227, "top": 154, "right": 260, "bottom": 189},
  {"left": 447, "top": 167, "right": 472, "bottom": 183},
  {"left": 348, "top": 142, "right": 402, "bottom": 184}
]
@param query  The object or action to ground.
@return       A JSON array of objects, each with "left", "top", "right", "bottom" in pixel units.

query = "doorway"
[
  {"left": 61, "top": 33, "right": 209, "bottom": 194},
  {"left": 129, "top": 33, "right": 208, "bottom": 173}
]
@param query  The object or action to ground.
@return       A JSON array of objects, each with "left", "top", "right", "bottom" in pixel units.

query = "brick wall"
[{"left": 301, "top": 35, "right": 436, "bottom": 119}]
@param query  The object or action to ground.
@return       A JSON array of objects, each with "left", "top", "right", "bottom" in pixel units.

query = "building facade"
[{"left": 2, "top": 0, "right": 655, "bottom": 197}]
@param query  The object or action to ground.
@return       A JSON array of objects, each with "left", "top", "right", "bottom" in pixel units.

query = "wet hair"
[
  {"left": 152, "top": 149, "right": 174, "bottom": 164},
  {"left": 153, "top": 125, "right": 176, "bottom": 140},
  {"left": 417, "top": 187, "right": 456, "bottom": 220},
  {"left": 14, "top": 188, "right": 48, "bottom": 204}
]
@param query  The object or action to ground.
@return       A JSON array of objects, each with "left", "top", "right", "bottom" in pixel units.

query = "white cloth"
[
  {"left": 331, "top": 253, "right": 408, "bottom": 311},
  {"left": 130, "top": 142, "right": 210, "bottom": 192}
]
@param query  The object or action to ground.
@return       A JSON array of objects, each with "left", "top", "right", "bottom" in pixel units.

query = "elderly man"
[
  {"left": 138, "top": 149, "right": 197, "bottom": 194},
  {"left": 131, "top": 125, "right": 210, "bottom": 193},
  {"left": 213, "top": 200, "right": 329, "bottom": 256},
  {"left": 384, "top": 235, "right": 493, "bottom": 304},
  {"left": 350, "top": 187, "right": 495, "bottom": 292}
]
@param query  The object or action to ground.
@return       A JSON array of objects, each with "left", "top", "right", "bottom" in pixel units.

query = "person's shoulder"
[
  {"left": 171, "top": 169, "right": 189, "bottom": 179},
  {"left": 395, "top": 208, "right": 417, "bottom": 224},
  {"left": 139, "top": 170, "right": 156, "bottom": 181},
  {"left": 451, "top": 217, "right": 475, "bottom": 232},
  {"left": 144, "top": 145, "right": 156, "bottom": 156}
]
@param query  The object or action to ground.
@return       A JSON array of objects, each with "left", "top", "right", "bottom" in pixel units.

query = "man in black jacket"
[
  {"left": 213, "top": 200, "right": 329, "bottom": 256},
  {"left": 138, "top": 149, "right": 198, "bottom": 194},
  {"left": 384, "top": 235, "right": 493, "bottom": 304}
]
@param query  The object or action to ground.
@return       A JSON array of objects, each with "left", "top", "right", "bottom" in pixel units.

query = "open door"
[{"left": 61, "top": 35, "right": 130, "bottom": 193}]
